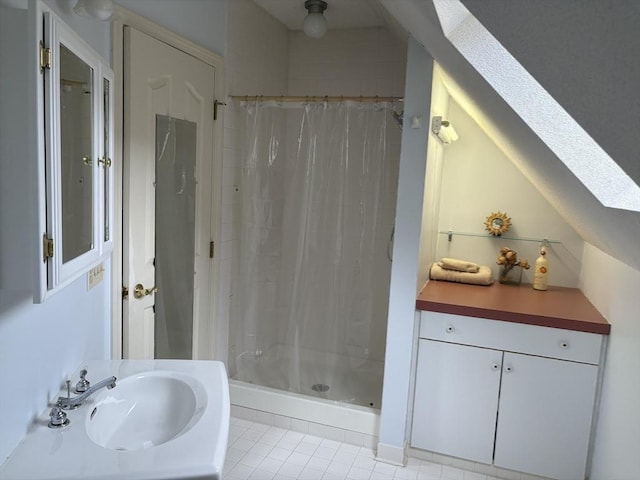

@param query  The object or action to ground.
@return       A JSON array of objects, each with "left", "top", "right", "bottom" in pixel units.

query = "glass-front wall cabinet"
[{"left": 37, "top": 10, "right": 113, "bottom": 301}]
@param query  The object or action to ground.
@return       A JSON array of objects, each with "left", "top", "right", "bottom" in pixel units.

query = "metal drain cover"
[{"left": 311, "top": 383, "right": 329, "bottom": 393}]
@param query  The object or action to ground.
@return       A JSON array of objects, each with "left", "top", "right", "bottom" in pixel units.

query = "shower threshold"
[
  {"left": 229, "top": 344, "right": 383, "bottom": 436},
  {"left": 229, "top": 380, "right": 380, "bottom": 437}
]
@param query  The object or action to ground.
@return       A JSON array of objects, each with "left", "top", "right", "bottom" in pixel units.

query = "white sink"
[
  {"left": 0, "top": 360, "right": 229, "bottom": 480},
  {"left": 86, "top": 371, "right": 207, "bottom": 451}
]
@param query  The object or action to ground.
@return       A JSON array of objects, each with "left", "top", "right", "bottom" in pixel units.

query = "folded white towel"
[
  {"left": 438, "top": 257, "right": 480, "bottom": 273},
  {"left": 429, "top": 263, "right": 493, "bottom": 286}
]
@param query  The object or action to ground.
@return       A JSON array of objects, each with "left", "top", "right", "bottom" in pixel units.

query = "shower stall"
[{"left": 228, "top": 97, "right": 401, "bottom": 423}]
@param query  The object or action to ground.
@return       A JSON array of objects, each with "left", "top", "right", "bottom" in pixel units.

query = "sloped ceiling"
[
  {"left": 379, "top": 0, "right": 640, "bottom": 271},
  {"left": 461, "top": 0, "right": 640, "bottom": 188}
]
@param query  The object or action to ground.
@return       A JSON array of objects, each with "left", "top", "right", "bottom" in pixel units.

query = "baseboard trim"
[{"left": 376, "top": 441, "right": 406, "bottom": 466}]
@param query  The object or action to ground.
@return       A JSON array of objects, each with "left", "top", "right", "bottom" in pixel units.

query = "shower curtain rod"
[{"left": 231, "top": 95, "right": 403, "bottom": 103}]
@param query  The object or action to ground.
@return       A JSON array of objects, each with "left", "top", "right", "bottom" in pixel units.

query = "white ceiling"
[{"left": 252, "top": 0, "right": 389, "bottom": 30}]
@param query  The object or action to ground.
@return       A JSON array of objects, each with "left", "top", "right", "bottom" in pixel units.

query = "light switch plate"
[{"left": 87, "top": 264, "right": 104, "bottom": 290}]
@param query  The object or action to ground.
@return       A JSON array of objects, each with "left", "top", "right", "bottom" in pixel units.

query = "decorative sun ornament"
[{"left": 484, "top": 211, "right": 511, "bottom": 236}]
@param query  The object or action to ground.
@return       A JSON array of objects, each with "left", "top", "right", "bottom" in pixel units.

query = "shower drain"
[{"left": 311, "top": 383, "right": 330, "bottom": 393}]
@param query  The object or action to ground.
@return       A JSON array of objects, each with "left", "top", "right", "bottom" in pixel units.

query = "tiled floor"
[{"left": 224, "top": 417, "right": 498, "bottom": 480}]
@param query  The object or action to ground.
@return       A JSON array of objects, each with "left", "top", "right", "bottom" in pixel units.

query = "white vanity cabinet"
[
  {"left": 411, "top": 311, "right": 604, "bottom": 480},
  {"left": 411, "top": 338, "right": 502, "bottom": 464}
]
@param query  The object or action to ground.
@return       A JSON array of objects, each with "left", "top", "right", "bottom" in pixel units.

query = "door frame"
[{"left": 111, "top": 6, "right": 224, "bottom": 360}]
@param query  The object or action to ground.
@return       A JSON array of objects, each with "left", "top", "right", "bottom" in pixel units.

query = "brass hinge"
[
  {"left": 40, "top": 42, "right": 51, "bottom": 71},
  {"left": 213, "top": 100, "right": 226, "bottom": 121},
  {"left": 122, "top": 286, "right": 129, "bottom": 300},
  {"left": 42, "top": 234, "right": 54, "bottom": 261},
  {"left": 209, "top": 241, "right": 215, "bottom": 259}
]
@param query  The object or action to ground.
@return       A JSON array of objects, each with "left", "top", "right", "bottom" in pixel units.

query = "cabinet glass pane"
[{"left": 60, "top": 44, "right": 94, "bottom": 263}]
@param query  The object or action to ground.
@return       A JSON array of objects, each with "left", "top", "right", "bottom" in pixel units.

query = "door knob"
[{"left": 133, "top": 283, "right": 159, "bottom": 299}]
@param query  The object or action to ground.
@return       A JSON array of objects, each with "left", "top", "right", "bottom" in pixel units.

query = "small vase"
[{"left": 499, "top": 266, "right": 523, "bottom": 286}]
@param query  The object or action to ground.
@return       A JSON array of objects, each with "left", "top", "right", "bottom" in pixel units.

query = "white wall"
[
  {"left": 377, "top": 37, "right": 433, "bottom": 464},
  {"left": 44, "top": 0, "right": 110, "bottom": 60},
  {"left": 416, "top": 65, "right": 448, "bottom": 292},
  {"left": 434, "top": 98, "right": 584, "bottom": 287},
  {"left": 580, "top": 244, "right": 640, "bottom": 480},
  {"left": 115, "top": 0, "right": 226, "bottom": 56},
  {"left": 287, "top": 27, "right": 405, "bottom": 97},
  {"left": 0, "top": 2, "right": 111, "bottom": 463}
]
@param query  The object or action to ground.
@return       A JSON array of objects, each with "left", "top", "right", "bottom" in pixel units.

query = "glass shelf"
[{"left": 439, "top": 230, "right": 561, "bottom": 244}]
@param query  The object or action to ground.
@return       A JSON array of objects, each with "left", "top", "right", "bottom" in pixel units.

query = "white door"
[
  {"left": 411, "top": 339, "right": 503, "bottom": 464},
  {"left": 123, "top": 27, "right": 215, "bottom": 359},
  {"left": 494, "top": 353, "right": 598, "bottom": 480}
]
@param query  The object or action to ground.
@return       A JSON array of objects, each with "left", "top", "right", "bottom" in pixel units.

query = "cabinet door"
[
  {"left": 494, "top": 353, "right": 598, "bottom": 480},
  {"left": 36, "top": 10, "right": 113, "bottom": 302},
  {"left": 411, "top": 339, "right": 503, "bottom": 464}
]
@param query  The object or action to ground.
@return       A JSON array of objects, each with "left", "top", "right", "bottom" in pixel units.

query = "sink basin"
[
  {"left": 86, "top": 371, "right": 206, "bottom": 451},
  {"left": 0, "top": 360, "right": 229, "bottom": 480}
]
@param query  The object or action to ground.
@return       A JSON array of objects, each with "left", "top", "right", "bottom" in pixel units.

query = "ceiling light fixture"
[
  {"left": 72, "top": 0, "right": 114, "bottom": 21},
  {"left": 303, "top": 0, "right": 328, "bottom": 39}
]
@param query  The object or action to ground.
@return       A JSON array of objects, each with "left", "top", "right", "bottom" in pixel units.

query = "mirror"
[
  {"left": 484, "top": 211, "right": 511, "bottom": 236},
  {"left": 60, "top": 44, "right": 94, "bottom": 262}
]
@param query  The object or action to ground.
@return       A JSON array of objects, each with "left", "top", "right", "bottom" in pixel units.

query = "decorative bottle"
[{"left": 533, "top": 245, "right": 549, "bottom": 291}]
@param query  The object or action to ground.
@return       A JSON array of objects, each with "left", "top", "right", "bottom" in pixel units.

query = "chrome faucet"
[{"left": 57, "top": 375, "right": 117, "bottom": 410}]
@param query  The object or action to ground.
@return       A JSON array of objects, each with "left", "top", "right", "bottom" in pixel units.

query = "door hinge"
[
  {"left": 122, "top": 286, "right": 129, "bottom": 300},
  {"left": 42, "top": 234, "right": 54, "bottom": 261},
  {"left": 213, "top": 100, "right": 226, "bottom": 121},
  {"left": 209, "top": 241, "right": 215, "bottom": 259},
  {"left": 40, "top": 42, "right": 51, "bottom": 71}
]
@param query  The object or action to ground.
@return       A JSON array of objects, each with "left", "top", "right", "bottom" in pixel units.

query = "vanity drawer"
[{"left": 419, "top": 311, "right": 603, "bottom": 365}]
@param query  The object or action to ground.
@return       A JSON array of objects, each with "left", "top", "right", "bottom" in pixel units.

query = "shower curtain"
[{"left": 231, "top": 100, "right": 399, "bottom": 404}]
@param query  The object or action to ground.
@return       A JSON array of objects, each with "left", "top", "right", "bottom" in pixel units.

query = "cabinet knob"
[
  {"left": 445, "top": 325, "right": 454, "bottom": 333},
  {"left": 559, "top": 341, "right": 570, "bottom": 349},
  {"left": 491, "top": 363, "right": 500, "bottom": 371},
  {"left": 504, "top": 365, "right": 513, "bottom": 373}
]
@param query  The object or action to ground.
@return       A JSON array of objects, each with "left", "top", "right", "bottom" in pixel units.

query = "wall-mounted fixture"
[
  {"left": 303, "top": 0, "right": 328, "bottom": 39},
  {"left": 431, "top": 116, "right": 459, "bottom": 144},
  {"left": 72, "top": 0, "right": 114, "bottom": 21},
  {"left": 392, "top": 110, "right": 403, "bottom": 129}
]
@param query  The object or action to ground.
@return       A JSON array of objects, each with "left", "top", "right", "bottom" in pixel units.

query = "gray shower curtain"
[{"left": 231, "top": 100, "right": 399, "bottom": 403}]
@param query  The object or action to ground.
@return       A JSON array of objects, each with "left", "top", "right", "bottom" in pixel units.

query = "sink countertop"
[
  {"left": 0, "top": 359, "right": 230, "bottom": 480},
  {"left": 416, "top": 281, "right": 610, "bottom": 335}
]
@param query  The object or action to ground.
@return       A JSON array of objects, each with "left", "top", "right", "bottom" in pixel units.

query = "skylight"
[{"left": 433, "top": 0, "right": 640, "bottom": 212}]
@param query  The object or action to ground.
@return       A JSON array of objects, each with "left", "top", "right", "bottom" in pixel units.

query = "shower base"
[
  {"left": 231, "top": 344, "right": 383, "bottom": 408},
  {"left": 229, "top": 344, "right": 383, "bottom": 437}
]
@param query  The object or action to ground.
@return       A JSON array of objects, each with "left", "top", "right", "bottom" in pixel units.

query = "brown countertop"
[{"left": 416, "top": 280, "right": 610, "bottom": 335}]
